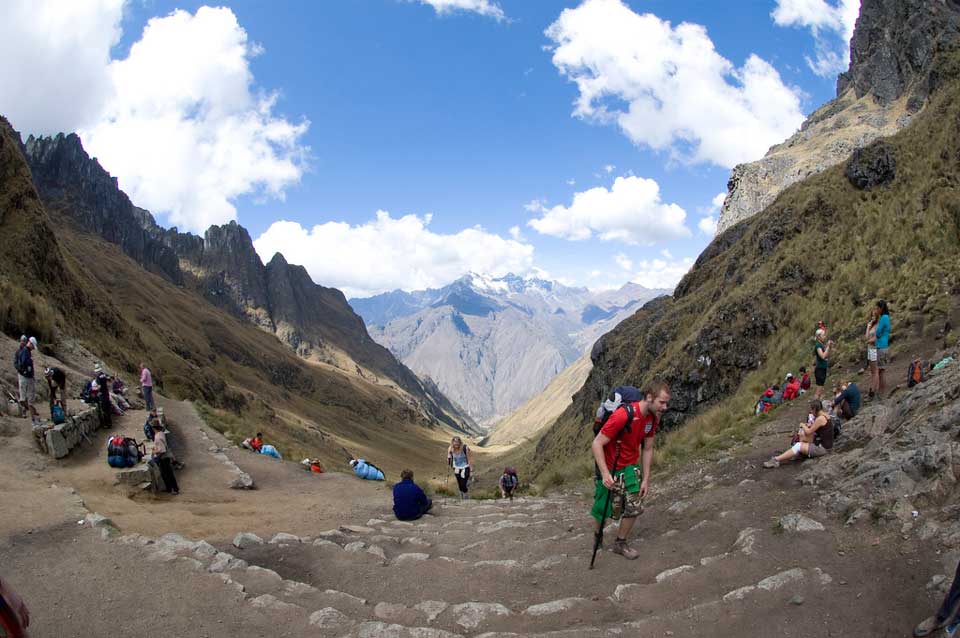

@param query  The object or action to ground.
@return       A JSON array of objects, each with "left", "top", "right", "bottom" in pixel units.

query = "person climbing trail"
[{"left": 447, "top": 437, "right": 472, "bottom": 499}]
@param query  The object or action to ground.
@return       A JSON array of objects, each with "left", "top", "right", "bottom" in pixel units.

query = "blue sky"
[{"left": 0, "top": 0, "right": 859, "bottom": 296}]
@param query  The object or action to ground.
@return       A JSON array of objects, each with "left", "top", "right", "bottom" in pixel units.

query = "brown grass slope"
[
  {"left": 0, "top": 116, "right": 461, "bottom": 476},
  {"left": 524, "top": 48, "right": 960, "bottom": 481}
]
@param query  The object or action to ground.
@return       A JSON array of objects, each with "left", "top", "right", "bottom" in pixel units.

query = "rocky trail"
[{"left": 2, "top": 352, "right": 958, "bottom": 637}]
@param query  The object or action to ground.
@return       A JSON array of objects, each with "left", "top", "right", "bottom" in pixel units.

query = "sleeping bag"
[
  {"left": 352, "top": 459, "right": 385, "bottom": 481},
  {"left": 259, "top": 444, "right": 282, "bottom": 460}
]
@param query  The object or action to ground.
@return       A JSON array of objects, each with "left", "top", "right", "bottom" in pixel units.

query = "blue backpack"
[{"left": 51, "top": 405, "right": 65, "bottom": 425}]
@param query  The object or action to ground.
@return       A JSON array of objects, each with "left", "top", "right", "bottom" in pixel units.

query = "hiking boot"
[
  {"left": 763, "top": 457, "right": 780, "bottom": 469},
  {"left": 612, "top": 538, "right": 638, "bottom": 560},
  {"left": 914, "top": 615, "right": 945, "bottom": 637}
]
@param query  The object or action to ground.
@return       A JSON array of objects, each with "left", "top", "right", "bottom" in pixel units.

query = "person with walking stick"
[{"left": 589, "top": 381, "right": 670, "bottom": 564}]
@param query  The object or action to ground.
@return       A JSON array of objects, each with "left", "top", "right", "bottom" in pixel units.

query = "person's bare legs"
[
  {"left": 869, "top": 361, "right": 878, "bottom": 396},
  {"left": 878, "top": 368, "right": 886, "bottom": 396},
  {"left": 616, "top": 515, "right": 637, "bottom": 540}
]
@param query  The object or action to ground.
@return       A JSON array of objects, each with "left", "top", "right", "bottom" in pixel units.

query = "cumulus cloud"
[
  {"left": 415, "top": 0, "right": 507, "bottom": 21},
  {"left": 0, "top": 0, "right": 123, "bottom": 135},
  {"left": 697, "top": 191, "right": 727, "bottom": 237},
  {"left": 772, "top": 0, "right": 860, "bottom": 77},
  {"left": 0, "top": 3, "right": 309, "bottom": 233},
  {"left": 527, "top": 175, "right": 690, "bottom": 244},
  {"left": 253, "top": 212, "right": 535, "bottom": 298},
  {"left": 630, "top": 257, "right": 694, "bottom": 289},
  {"left": 545, "top": 0, "right": 805, "bottom": 168},
  {"left": 614, "top": 254, "right": 633, "bottom": 271}
]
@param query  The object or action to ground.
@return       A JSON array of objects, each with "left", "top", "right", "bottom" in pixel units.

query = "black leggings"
[
  {"left": 158, "top": 455, "right": 179, "bottom": 493},
  {"left": 454, "top": 467, "right": 470, "bottom": 493}
]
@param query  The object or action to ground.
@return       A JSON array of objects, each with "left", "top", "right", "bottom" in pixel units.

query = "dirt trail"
[{"left": 0, "top": 346, "right": 952, "bottom": 637}]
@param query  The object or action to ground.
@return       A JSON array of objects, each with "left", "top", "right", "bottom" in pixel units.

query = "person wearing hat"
[
  {"left": 44, "top": 366, "right": 67, "bottom": 412},
  {"left": 782, "top": 373, "right": 801, "bottom": 401},
  {"left": 15, "top": 337, "right": 39, "bottom": 425}
]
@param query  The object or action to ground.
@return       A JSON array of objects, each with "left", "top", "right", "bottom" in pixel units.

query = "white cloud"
[
  {"left": 508, "top": 225, "right": 524, "bottom": 240},
  {"left": 712, "top": 192, "right": 727, "bottom": 210},
  {"left": 614, "top": 253, "right": 633, "bottom": 271},
  {"left": 253, "top": 211, "right": 535, "bottom": 298},
  {"left": 0, "top": 0, "right": 123, "bottom": 135},
  {"left": 772, "top": 0, "right": 860, "bottom": 77},
  {"left": 0, "top": 4, "right": 309, "bottom": 233},
  {"left": 566, "top": 178, "right": 577, "bottom": 186},
  {"left": 545, "top": 0, "right": 805, "bottom": 168},
  {"left": 603, "top": 164, "right": 616, "bottom": 173},
  {"left": 630, "top": 257, "right": 694, "bottom": 289},
  {"left": 698, "top": 215, "right": 718, "bottom": 236},
  {"left": 527, "top": 175, "right": 690, "bottom": 244},
  {"left": 415, "top": 0, "right": 507, "bottom": 21}
]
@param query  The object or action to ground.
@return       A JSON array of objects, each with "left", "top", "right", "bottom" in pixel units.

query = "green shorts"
[{"left": 591, "top": 465, "right": 643, "bottom": 522}]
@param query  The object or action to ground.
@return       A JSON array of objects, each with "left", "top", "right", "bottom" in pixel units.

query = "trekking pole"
[{"left": 590, "top": 447, "right": 622, "bottom": 570}]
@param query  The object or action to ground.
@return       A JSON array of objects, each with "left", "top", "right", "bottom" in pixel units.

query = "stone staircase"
[{"left": 113, "top": 484, "right": 849, "bottom": 638}]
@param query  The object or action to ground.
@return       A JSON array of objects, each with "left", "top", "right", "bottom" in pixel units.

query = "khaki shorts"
[
  {"left": 877, "top": 348, "right": 890, "bottom": 370},
  {"left": 18, "top": 375, "right": 36, "bottom": 404},
  {"left": 805, "top": 444, "right": 828, "bottom": 458}
]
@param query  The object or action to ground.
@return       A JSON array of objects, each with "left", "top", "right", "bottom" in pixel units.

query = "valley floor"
[{"left": 0, "top": 375, "right": 949, "bottom": 637}]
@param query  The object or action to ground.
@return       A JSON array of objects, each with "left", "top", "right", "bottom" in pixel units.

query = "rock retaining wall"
[{"left": 33, "top": 407, "right": 101, "bottom": 459}]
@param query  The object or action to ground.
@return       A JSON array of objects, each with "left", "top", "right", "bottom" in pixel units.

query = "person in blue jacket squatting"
[
  {"left": 393, "top": 469, "right": 432, "bottom": 521},
  {"left": 350, "top": 458, "right": 385, "bottom": 481}
]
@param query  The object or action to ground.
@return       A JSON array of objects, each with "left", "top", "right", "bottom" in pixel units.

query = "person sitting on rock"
[
  {"left": 499, "top": 467, "right": 519, "bottom": 499},
  {"left": 393, "top": 469, "right": 432, "bottom": 521},
  {"left": 833, "top": 380, "right": 861, "bottom": 420},
  {"left": 770, "top": 384, "right": 784, "bottom": 405},
  {"left": 782, "top": 373, "right": 801, "bottom": 401},
  {"left": 763, "top": 400, "right": 833, "bottom": 468},
  {"left": 798, "top": 366, "right": 811, "bottom": 394},
  {"left": 914, "top": 558, "right": 960, "bottom": 636},
  {"left": 250, "top": 432, "right": 264, "bottom": 453}
]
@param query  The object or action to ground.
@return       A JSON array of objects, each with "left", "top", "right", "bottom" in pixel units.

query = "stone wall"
[{"left": 34, "top": 407, "right": 101, "bottom": 459}]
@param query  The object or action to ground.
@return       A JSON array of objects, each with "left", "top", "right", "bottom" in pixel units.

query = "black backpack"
[{"left": 592, "top": 386, "right": 640, "bottom": 479}]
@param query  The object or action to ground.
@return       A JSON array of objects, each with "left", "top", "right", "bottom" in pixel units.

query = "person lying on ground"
[
  {"left": 393, "top": 469, "right": 432, "bottom": 521},
  {"left": 499, "top": 467, "right": 519, "bottom": 499},
  {"left": 301, "top": 458, "right": 324, "bottom": 473},
  {"left": 764, "top": 400, "right": 833, "bottom": 468},
  {"left": 350, "top": 458, "right": 385, "bottom": 480},
  {"left": 259, "top": 444, "right": 282, "bottom": 460},
  {"left": 914, "top": 558, "right": 960, "bottom": 636},
  {"left": 833, "top": 381, "right": 861, "bottom": 420},
  {"left": 44, "top": 366, "right": 67, "bottom": 411}
]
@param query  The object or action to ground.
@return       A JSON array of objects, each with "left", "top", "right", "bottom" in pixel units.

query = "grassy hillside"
[
  {"left": 0, "top": 116, "right": 463, "bottom": 476},
  {"left": 520, "top": 48, "right": 960, "bottom": 484}
]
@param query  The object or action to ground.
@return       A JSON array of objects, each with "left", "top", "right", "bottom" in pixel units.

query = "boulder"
[
  {"left": 229, "top": 472, "right": 255, "bottom": 490},
  {"left": 845, "top": 141, "right": 896, "bottom": 190},
  {"left": 232, "top": 532, "right": 264, "bottom": 549}
]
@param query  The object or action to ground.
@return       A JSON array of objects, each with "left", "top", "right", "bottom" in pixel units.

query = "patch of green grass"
[{"left": 0, "top": 280, "right": 57, "bottom": 345}]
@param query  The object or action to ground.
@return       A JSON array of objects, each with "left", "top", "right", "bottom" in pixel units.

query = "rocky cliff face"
[
  {"left": 19, "top": 131, "right": 474, "bottom": 433},
  {"left": 23, "top": 133, "right": 183, "bottom": 284},
  {"left": 717, "top": 0, "right": 960, "bottom": 234}
]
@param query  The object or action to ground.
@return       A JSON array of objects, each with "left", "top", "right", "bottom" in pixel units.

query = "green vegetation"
[
  {"left": 521, "top": 47, "right": 960, "bottom": 484},
  {"left": 0, "top": 280, "right": 57, "bottom": 344}
]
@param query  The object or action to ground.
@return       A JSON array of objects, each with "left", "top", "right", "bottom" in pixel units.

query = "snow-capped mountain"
[{"left": 350, "top": 274, "right": 667, "bottom": 426}]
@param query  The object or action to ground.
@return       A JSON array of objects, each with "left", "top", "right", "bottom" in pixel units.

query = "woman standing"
[
  {"left": 813, "top": 328, "right": 833, "bottom": 401},
  {"left": 875, "top": 300, "right": 891, "bottom": 397},
  {"left": 447, "top": 437, "right": 472, "bottom": 499},
  {"left": 865, "top": 306, "right": 879, "bottom": 399}
]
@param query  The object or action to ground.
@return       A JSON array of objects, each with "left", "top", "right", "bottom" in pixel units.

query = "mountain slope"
[
  {"left": 529, "top": 43, "right": 960, "bottom": 477},
  {"left": 22, "top": 132, "right": 474, "bottom": 435},
  {"left": 355, "top": 274, "right": 665, "bottom": 424},
  {"left": 717, "top": 0, "right": 960, "bottom": 233}
]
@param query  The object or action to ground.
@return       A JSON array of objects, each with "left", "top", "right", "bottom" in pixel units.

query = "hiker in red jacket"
[
  {"left": 782, "top": 373, "right": 801, "bottom": 401},
  {"left": 591, "top": 381, "right": 670, "bottom": 560}
]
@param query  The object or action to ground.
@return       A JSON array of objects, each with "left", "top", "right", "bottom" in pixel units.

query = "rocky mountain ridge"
[
  {"left": 352, "top": 273, "right": 666, "bottom": 425},
  {"left": 21, "top": 132, "right": 473, "bottom": 433},
  {"left": 717, "top": 0, "right": 960, "bottom": 234}
]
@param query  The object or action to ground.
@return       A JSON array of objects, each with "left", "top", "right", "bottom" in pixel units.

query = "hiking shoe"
[
  {"left": 612, "top": 538, "right": 638, "bottom": 560},
  {"left": 763, "top": 458, "right": 780, "bottom": 469},
  {"left": 915, "top": 615, "right": 945, "bottom": 637}
]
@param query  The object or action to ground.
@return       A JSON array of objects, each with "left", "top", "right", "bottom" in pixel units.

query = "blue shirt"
[
  {"left": 875, "top": 314, "right": 890, "bottom": 349},
  {"left": 834, "top": 383, "right": 861, "bottom": 415},
  {"left": 393, "top": 479, "right": 428, "bottom": 520}
]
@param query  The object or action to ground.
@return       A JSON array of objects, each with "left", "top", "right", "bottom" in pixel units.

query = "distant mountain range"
[{"left": 350, "top": 274, "right": 667, "bottom": 426}]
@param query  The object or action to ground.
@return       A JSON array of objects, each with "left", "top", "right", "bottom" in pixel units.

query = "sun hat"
[
  {"left": 27, "top": 337, "right": 37, "bottom": 349},
  {"left": 785, "top": 373, "right": 794, "bottom": 380},
  {"left": 349, "top": 459, "right": 358, "bottom": 467}
]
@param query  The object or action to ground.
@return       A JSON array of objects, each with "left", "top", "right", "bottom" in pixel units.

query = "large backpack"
[
  {"left": 51, "top": 405, "right": 65, "bottom": 425},
  {"left": 107, "top": 435, "right": 141, "bottom": 468},
  {"left": 908, "top": 359, "right": 926, "bottom": 387},
  {"left": 592, "top": 386, "right": 640, "bottom": 479}
]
